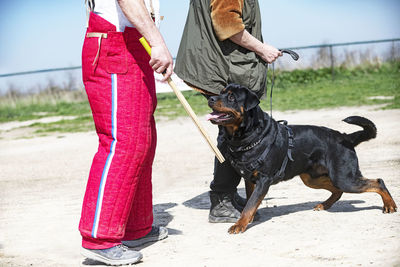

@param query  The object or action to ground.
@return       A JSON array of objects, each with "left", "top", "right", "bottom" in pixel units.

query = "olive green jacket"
[{"left": 174, "top": 0, "right": 268, "bottom": 97}]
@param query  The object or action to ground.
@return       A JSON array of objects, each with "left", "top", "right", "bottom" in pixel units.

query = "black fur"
[{"left": 207, "top": 84, "right": 397, "bottom": 234}]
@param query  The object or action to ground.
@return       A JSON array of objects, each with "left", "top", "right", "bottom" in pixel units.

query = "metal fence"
[
  {"left": 0, "top": 38, "right": 399, "bottom": 90},
  {"left": 0, "top": 66, "right": 82, "bottom": 78},
  {"left": 279, "top": 38, "right": 400, "bottom": 79}
]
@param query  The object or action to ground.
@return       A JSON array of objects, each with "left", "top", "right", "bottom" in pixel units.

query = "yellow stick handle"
[
  {"left": 139, "top": 37, "right": 225, "bottom": 163},
  {"left": 139, "top": 37, "right": 152, "bottom": 55}
]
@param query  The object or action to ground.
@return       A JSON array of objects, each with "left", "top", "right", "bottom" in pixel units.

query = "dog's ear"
[{"left": 243, "top": 87, "right": 260, "bottom": 111}]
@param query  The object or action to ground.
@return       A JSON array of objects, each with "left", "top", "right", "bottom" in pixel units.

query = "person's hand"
[
  {"left": 149, "top": 44, "right": 173, "bottom": 81},
  {"left": 257, "top": 43, "right": 282, "bottom": 63}
]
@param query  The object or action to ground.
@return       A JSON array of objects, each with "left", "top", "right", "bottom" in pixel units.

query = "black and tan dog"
[{"left": 207, "top": 84, "right": 397, "bottom": 234}]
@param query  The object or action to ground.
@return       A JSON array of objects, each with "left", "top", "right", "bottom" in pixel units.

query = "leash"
[
  {"left": 269, "top": 62, "right": 275, "bottom": 117},
  {"left": 267, "top": 49, "right": 299, "bottom": 118},
  {"left": 266, "top": 50, "right": 298, "bottom": 178}
]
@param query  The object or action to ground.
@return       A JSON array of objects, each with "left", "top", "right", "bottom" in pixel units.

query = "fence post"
[
  {"left": 329, "top": 45, "right": 335, "bottom": 80},
  {"left": 391, "top": 40, "right": 395, "bottom": 60}
]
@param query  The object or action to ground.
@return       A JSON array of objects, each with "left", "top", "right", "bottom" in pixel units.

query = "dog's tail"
[{"left": 343, "top": 116, "right": 377, "bottom": 147}]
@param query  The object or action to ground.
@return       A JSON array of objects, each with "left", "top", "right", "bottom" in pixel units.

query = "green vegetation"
[
  {"left": 0, "top": 61, "right": 399, "bottom": 135},
  {"left": 0, "top": 101, "right": 91, "bottom": 123},
  {"left": 157, "top": 61, "right": 400, "bottom": 114},
  {"left": 28, "top": 115, "right": 94, "bottom": 133},
  {"left": 265, "top": 61, "right": 400, "bottom": 110}
]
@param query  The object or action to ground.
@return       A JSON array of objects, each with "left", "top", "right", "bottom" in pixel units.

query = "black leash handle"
[{"left": 279, "top": 49, "right": 299, "bottom": 61}]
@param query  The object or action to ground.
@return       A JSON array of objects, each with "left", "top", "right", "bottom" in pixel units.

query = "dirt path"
[{"left": 0, "top": 106, "right": 399, "bottom": 267}]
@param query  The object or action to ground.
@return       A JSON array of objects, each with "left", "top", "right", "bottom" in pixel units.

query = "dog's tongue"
[{"left": 206, "top": 112, "right": 223, "bottom": 121}]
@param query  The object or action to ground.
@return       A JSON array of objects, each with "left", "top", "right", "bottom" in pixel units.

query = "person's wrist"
[{"left": 253, "top": 42, "right": 264, "bottom": 57}]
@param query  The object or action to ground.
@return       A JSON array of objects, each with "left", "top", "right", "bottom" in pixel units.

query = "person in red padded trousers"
[{"left": 79, "top": 0, "right": 172, "bottom": 265}]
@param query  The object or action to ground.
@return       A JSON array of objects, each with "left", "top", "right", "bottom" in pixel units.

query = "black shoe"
[
  {"left": 209, "top": 191, "right": 241, "bottom": 223},
  {"left": 232, "top": 191, "right": 247, "bottom": 211}
]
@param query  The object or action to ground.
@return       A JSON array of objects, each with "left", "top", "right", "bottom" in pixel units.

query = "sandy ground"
[{"left": 0, "top": 106, "right": 399, "bottom": 267}]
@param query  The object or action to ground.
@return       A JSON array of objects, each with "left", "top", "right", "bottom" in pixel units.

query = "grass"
[
  {"left": 0, "top": 62, "right": 399, "bottom": 135},
  {"left": 157, "top": 62, "right": 400, "bottom": 114},
  {"left": 0, "top": 101, "right": 91, "bottom": 123},
  {"left": 29, "top": 115, "right": 94, "bottom": 134},
  {"left": 266, "top": 64, "right": 400, "bottom": 110},
  {"left": 0, "top": 88, "right": 90, "bottom": 123}
]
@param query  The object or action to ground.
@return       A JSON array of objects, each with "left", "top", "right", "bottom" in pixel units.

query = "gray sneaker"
[
  {"left": 81, "top": 244, "right": 142, "bottom": 266},
  {"left": 122, "top": 226, "right": 168, "bottom": 248}
]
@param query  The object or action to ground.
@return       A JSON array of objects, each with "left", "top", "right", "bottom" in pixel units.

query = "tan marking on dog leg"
[
  {"left": 228, "top": 182, "right": 267, "bottom": 234},
  {"left": 360, "top": 178, "right": 397, "bottom": 213},
  {"left": 300, "top": 173, "right": 343, "bottom": 210},
  {"left": 314, "top": 191, "right": 343, "bottom": 211},
  {"left": 228, "top": 195, "right": 264, "bottom": 234}
]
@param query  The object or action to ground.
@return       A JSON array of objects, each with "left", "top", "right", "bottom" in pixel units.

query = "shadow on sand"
[
  {"left": 182, "top": 188, "right": 382, "bottom": 231},
  {"left": 81, "top": 202, "right": 181, "bottom": 266}
]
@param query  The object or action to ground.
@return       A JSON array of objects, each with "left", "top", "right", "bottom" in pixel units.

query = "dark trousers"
[{"left": 210, "top": 126, "right": 242, "bottom": 193}]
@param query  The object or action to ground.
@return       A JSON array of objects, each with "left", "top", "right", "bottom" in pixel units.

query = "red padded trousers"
[{"left": 79, "top": 13, "right": 156, "bottom": 249}]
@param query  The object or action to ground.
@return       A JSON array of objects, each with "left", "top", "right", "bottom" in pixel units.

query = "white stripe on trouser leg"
[{"left": 92, "top": 74, "right": 118, "bottom": 238}]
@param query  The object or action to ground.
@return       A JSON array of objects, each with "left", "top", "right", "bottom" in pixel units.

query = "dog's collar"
[
  {"left": 229, "top": 137, "right": 263, "bottom": 152},
  {"left": 226, "top": 109, "right": 271, "bottom": 152}
]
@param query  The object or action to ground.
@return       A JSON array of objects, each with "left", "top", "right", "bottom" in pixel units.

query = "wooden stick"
[{"left": 139, "top": 37, "right": 225, "bottom": 163}]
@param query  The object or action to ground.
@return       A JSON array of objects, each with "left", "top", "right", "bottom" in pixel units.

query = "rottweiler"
[{"left": 207, "top": 84, "right": 397, "bottom": 234}]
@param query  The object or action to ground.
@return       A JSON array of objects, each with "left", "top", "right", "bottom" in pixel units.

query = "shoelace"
[{"left": 115, "top": 244, "right": 130, "bottom": 252}]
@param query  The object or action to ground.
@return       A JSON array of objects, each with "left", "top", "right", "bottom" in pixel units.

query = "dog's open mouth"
[{"left": 206, "top": 111, "right": 232, "bottom": 123}]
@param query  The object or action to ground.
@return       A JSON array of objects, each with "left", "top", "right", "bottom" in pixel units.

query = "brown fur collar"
[{"left": 210, "top": 0, "right": 245, "bottom": 41}]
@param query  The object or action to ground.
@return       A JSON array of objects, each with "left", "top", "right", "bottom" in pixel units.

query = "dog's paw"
[
  {"left": 313, "top": 203, "right": 326, "bottom": 211},
  {"left": 383, "top": 201, "right": 397, "bottom": 213},
  {"left": 228, "top": 223, "right": 247, "bottom": 234}
]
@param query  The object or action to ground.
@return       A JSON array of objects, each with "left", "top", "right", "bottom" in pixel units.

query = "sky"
[{"left": 0, "top": 0, "right": 399, "bottom": 93}]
